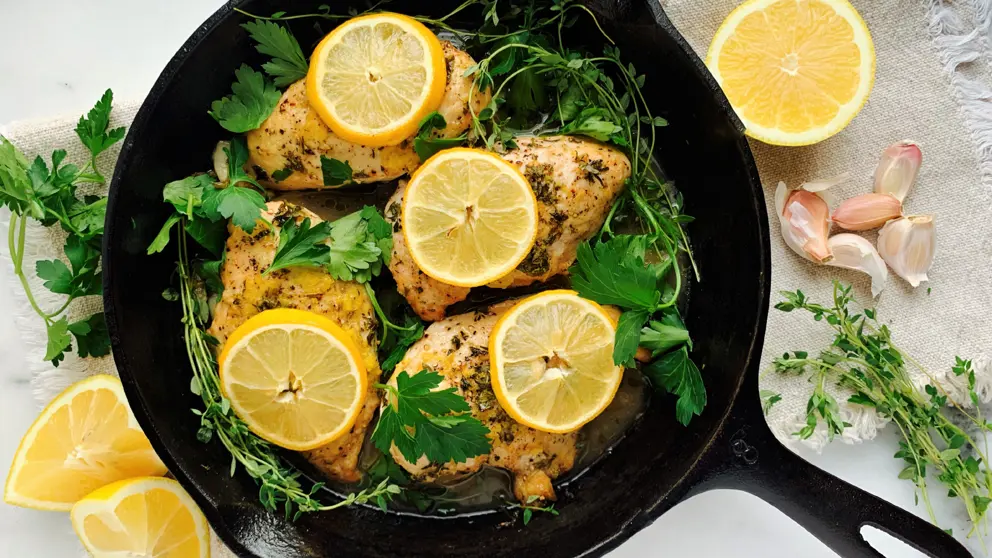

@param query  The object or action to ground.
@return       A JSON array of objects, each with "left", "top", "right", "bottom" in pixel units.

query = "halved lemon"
[
  {"left": 218, "top": 308, "right": 367, "bottom": 451},
  {"left": 306, "top": 13, "right": 447, "bottom": 147},
  {"left": 705, "top": 0, "right": 875, "bottom": 146},
  {"left": 4, "top": 374, "right": 167, "bottom": 511},
  {"left": 71, "top": 477, "right": 209, "bottom": 558},
  {"left": 489, "top": 291, "right": 623, "bottom": 433},
  {"left": 402, "top": 148, "right": 539, "bottom": 287}
]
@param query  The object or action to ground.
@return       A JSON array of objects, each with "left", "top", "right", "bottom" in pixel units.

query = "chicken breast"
[
  {"left": 247, "top": 41, "right": 490, "bottom": 190},
  {"left": 389, "top": 304, "right": 576, "bottom": 503},
  {"left": 208, "top": 200, "right": 381, "bottom": 483},
  {"left": 385, "top": 136, "right": 631, "bottom": 321}
]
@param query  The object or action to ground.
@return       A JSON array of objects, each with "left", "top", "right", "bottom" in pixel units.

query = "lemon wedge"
[
  {"left": 71, "top": 477, "right": 210, "bottom": 558},
  {"left": 218, "top": 308, "right": 368, "bottom": 451},
  {"left": 306, "top": 13, "right": 447, "bottom": 147},
  {"left": 4, "top": 374, "right": 166, "bottom": 511},
  {"left": 402, "top": 148, "right": 539, "bottom": 287},
  {"left": 489, "top": 291, "right": 623, "bottom": 433},
  {"left": 706, "top": 0, "right": 875, "bottom": 146}
]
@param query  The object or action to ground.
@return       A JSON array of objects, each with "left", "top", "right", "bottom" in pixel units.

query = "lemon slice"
[
  {"left": 402, "top": 148, "right": 539, "bottom": 287},
  {"left": 4, "top": 374, "right": 167, "bottom": 511},
  {"left": 489, "top": 290, "right": 623, "bottom": 433},
  {"left": 218, "top": 308, "right": 368, "bottom": 451},
  {"left": 306, "top": 13, "right": 447, "bottom": 147},
  {"left": 705, "top": 0, "right": 875, "bottom": 146},
  {"left": 71, "top": 477, "right": 209, "bottom": 558}
]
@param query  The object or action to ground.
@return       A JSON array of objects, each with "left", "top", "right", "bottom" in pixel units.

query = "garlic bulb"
[
  {"left": 825, "top": 234, "right": 888, "bottom": 297},
  {"left": 877, "top": 215, "right": 935, "bottom": 287},
  {"left": 775, "top": 181, "right": 832, "bottom": 262},
  {"left": 832, "top": 193, "right": 902, "bottom": 231},
  {"left": 874, "top": 140, "right": 921, "bottom": 202}
]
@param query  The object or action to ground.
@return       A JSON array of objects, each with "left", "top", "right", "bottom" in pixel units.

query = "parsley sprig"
[
  {"left": 371, "top": 370, "right": 491, "bottom": 465},
  {"left": 774, "top": 282, "right": 992, "bottom": 539},
  {"left": 0, "top": 90, "right": 122, "bottom": 365},
  {"left": 175, "top": 223, "right": 400, "bottom": 520}
]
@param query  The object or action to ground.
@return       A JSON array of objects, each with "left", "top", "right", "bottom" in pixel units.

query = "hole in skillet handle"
[{"left": 689, "top": 394, "right": 973, "bottom": 558}]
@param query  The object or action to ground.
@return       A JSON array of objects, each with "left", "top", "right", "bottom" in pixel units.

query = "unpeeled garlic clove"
[
  {"left": 832, "top": 193, "right": 903, "bottom": 231},
  {"left": 877, "top": 215, "right": 936, "bottom": 287},
  {"left": 825, "top": 234, "right": 888, "bottom": 297},
  {"left": 213, "top": 141, "right": 231, "bottom": 184},
  {"left": 874, "top": 140, "right": 922, "bottom": 202},
  {"left": 775, "top": 182, "right": 832, "bottom": 262}
]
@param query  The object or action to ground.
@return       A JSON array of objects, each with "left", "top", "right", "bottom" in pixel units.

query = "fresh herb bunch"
[
  {"left": 371, "top": 369, "right": 491, "bottom": 465},
  {"left": 0, "top": 90, "right": 123, "bottom": 365},
  {"left": 175, "top": 224, "right": 400, "bottom": 519},
  {"left": 774, "top": 282, "right": 992, "bottom": 537}
]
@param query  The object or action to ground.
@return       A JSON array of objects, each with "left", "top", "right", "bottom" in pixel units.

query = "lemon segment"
[
  {"left": 306, "top": 13, "right": 447, "bottom": 147},
  {"left": 705, "top": 0, "right": 875, "bottom": 146},
  {"left": 218, "top": 308, "right": 368, "bottom": 451},
  {"left": 489, "top": 291, "right": 623, "bottom": 433},
  {"left": 4, "top": 374, "right": 167, "bottom": 511},
  {"left": 71, "top": 477, "right": 210, "bottom": 558},
  {"left": 402, "top": 148, "right": 539, "bottom": 288}
]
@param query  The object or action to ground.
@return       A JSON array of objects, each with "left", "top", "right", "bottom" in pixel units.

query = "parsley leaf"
[
  {"left": 242, "top": 20, "right": 308, "bottom": 87},
  {"left": 559, "top": 107, "right": 623, "bottom": 142},
  {"left": 413, "top": 112, "right": 466, "bottom": 161},
  {"left": 570, "top": 236, "right": 660, "bottom": 312},
  {"left": 37, "top": 236, "right": 101, "bottom": 297},
  {"left": 163, "top": 174, "right": 213, "bottom": 216},
  {"left": 614, "top": 310, "right": 649, "bottom": 367},
  {"left": 371, "top": 370, "right": 491, "bottom": 464},
  {"left": 147, "top": 213, "right": 181, "bottom": 255},
  {"left": 185, "top": 216, "right": 227, "bottom": 257},
  {"left": 67, "top": 313, "right": 111, "bottom": 359},
  {"left": 209, "top": 64, "right": 281, "bottom": 133},
  {"left": 201, "top": 185, "right": 267, "bottom": 233},
  {"left": 45, "top": 317, "right": 72, "bottom": 366},
  {"left": 325, "top": 207, "right": 391, "bottom": 283},
  {"left": 639, "top": 313, "right": 691, "bottom": 356},
  {"left": 271, "top": 168, "right": 294, "bottom": 182},
  {"left": 320, "top": 156, "right": 353, "bottom": 187},
  {"left": 35, "top": 259, "right": 73, "bottom": 294},
  {"left": 224, "top": 136, "right": 262, "bottom": 190},
  {"left": 266, "top": 217, "right": 331, "bottom": 274},
  {"left": 644, "top": 346, "right": 706, "bottom": 426},
  {"left": 380, "top": 317, "right": 425, "bottom": 373},
  {"left": 74, "top": 89, "right": 126, "bottom": 175}
]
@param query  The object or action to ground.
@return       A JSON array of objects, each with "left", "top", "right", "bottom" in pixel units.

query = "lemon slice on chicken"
[
  {"left": 218, "top": 308, "right": 368, "bottom": 451},
  {"left": 402, "top": 148, "right": 539, "bottom": 287},
  {"left": 489, "top": 291, "right": 623, "bottom": 433},
  {"left": 306, "top": 12, "right": 447, "bottom": 147}
]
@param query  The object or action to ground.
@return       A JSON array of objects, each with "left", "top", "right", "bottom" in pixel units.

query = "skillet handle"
[{"left": 687, "top": 393, "right": 971, "bottom": 558}]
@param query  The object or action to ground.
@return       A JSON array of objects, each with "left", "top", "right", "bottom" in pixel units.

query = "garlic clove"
[
  {"left": 801, "top": 173, "right": 850, "bottom": 193},
  {"left": 877, "top": 215, "right": 936, "bottom": 287},
  {"left": 775, "top": 181, "right": 832, "bottom": 262},
  {"left": 831, "top": 193, "right": 903, "bottom": 231},
  {"left": 826, "top": 234, "right": 888, "bottom": 297},
  {"left": 212, "top": 140, "right": 231, "bottom": 184},
  {"left": 874, "top": 140, "right": 922, "bottom": 202}
]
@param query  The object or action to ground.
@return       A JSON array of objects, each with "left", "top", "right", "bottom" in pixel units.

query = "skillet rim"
[{"left": 102, "top": 1, "right": 770, "bottom": 556}]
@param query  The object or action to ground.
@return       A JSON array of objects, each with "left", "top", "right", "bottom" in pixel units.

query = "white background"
[{"left": 0, "top": 1, "right": 933, "bottom": 556}]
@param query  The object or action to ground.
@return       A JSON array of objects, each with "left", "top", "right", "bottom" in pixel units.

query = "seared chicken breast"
[
  {"left": 207, "top": 201, "right": 381, "bottom": 483},
  {"left": 386, "top": 135, "right": 631, "bottom": 321},
  {"left": 247, "top": 41, "right": 490, "bottom": 190},
  {"left": 389, "top": 304, "right": 576, "bottom": 503}
]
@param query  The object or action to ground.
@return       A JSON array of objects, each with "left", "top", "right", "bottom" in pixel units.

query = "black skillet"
[{"left": 102, "top": 1, "right": 971, "bottom": 556}]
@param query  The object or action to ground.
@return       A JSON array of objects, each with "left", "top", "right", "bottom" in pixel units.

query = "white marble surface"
[{"left": 0, "top": 1, "right": 945, "bottom": 556}]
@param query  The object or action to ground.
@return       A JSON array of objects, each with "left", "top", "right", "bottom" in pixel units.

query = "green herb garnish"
[
  {"left": 320, "top": 155, "right": 353, "bottom": 187},
  {"left": 413, "top": 112, "right": 467, "bottom": 161},
  {"left": 371, "top": 370, "right": 491, "bottom": 464},
  {"left": 0, "top": 90, "right": 121, "bottom": 365},
  {"left": 242, "top": 20, "right": 309, "bottom": 87},
  {"left": 774, "top": 282, "right": 992, "bottom": 536},
  {"left": 209, "top": 64, "right": 281, "bottom": 133}
]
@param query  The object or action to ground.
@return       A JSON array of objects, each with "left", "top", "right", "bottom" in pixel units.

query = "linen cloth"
[{"left": 2, "top": 0, "right": 992, "bottom": 555}]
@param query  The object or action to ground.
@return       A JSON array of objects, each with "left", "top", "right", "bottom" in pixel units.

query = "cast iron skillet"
[{"left": 103, "top": 1, "right": 970, "bottom": 556}]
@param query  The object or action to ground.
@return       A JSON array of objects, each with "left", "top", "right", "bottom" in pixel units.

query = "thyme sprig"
[
  {"left": 774, "top": 282, "right": 992, "bottom": 539},
  {"left": 175, "top": 224, "right": 400, "bottom": 520}
]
